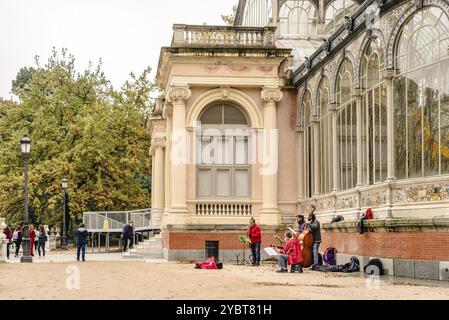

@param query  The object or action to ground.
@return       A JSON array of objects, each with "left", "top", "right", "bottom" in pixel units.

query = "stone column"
[
  {"left": 0, "top": 219, "right": 7, "bottom": 263},
  {"left": 384, "top": 69, "right": 396, "bottom": 182},
  {"left": 297, "top": 127, "right": 305, "bottom": 201},
  {"left": 354, "top": 87, "right": 363, "bottom": 187},
  {"left": 312, "top": 117, "right": 320, "bottom": 196},
  {"left": 260, "top": 87, "right": 283, "bottom": 225},
  {"left": 166, "top": 86, "right": 191, "bottom": 225},
  {"left": 151, "top": 137, "right": 166, "bottom": 227},
  {"left": 161, "top": 106, "right": 173, "bottom": 230},
  {"left": 331, "top": 103, "right": 339, "bottom": 192}
]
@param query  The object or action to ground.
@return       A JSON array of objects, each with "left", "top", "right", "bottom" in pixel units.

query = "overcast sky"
[{"left": 0, "top": 0, "right": 237, "bottom": 99}]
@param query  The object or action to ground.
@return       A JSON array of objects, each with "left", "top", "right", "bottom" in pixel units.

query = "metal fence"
[{"left": 83, "top": 208, "right": 164, "bottom": 232}]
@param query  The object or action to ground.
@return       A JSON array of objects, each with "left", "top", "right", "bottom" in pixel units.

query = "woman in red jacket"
[
  {"left": 247, "top": 218, "right": 262, "bottom": 266},
  {"left": 272, "top": 232, "right": 303, "bottom": 273},
  {"left": 29, "top": 225, "right": 36, "bottom": 257}
]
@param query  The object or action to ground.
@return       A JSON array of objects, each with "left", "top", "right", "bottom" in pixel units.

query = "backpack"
[
  {"left": 364, "top": 259, "right": 384, "bottom": 276},
  {"left": 331, "top": 215, "right": 344, "bottom": 223},
  {"left": 323, "top": 247, "right": 337, "bottom": 266},
  {"left": 195, "top": 257, "right": 219, "bottom": 270},
  {"left": 342, "top": 256, "right": 360, "bottom": 273}
]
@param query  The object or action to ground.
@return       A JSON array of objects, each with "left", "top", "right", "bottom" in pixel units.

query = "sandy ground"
[{"left": 1, "top": 259, "right": 449, "bottom": 300}]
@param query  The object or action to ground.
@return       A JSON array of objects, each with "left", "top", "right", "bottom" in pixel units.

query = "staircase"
[{"left": 122, "top": 234, "right": 164, "bottom": 260}]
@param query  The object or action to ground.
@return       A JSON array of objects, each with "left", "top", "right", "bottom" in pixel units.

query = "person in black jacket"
[
  {"left": 121, "top": 221, "right": 134, "bottom": 252},
  {"left": 307, "top": 205, "right": 322, "bottom": 267},
  {"left": 76, "top": 223, "right": 89, "bottom": 262}
]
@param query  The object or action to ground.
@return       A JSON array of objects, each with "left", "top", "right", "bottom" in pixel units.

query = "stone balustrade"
[
  {"left": 196, "top": 202, "right": 252, "bottom": 216},
  {"left": 172, "top": 24, "right": 277, "bottom": 48}
]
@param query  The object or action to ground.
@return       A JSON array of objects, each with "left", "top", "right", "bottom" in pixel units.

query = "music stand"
[{"left": 236, "top": 235, "right": 251, "bottom": 266}]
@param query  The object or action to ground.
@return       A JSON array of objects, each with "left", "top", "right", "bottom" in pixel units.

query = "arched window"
[
  {"left": 361, "top": 37, "right": 387, "bottom": 185},
  {"left": 318, "top": 77, "right": 333, "bottom": 194},
  {"left": 325, "top": 0, "right": 358, "bottom": 36},
  {"left": 301, "top": 91, "right": 314, "bottom": 198},
  {"left": 394, "top": 7, "right": 449, "bottom": 179},
  {"left": 196, "top": 103, "right": 251, "bottom": 198},
  {"left": 336, "top": 58, "right": 357, "bottom": 190},
  {"left": 279, "top": 0, "right": 318, "bottom": 38}
]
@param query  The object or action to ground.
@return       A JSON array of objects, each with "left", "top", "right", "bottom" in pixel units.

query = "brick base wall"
[
  {"left": 163, "top": 231, "right": 283, "bottom": 251},
  {"left": 321, "top": 232, "right": 449, "bottom": 261}
]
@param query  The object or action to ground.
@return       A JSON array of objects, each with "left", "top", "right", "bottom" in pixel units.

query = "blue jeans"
[
  {"left": 278, "top": 254, "right": 289, "bottom": 270},
  {"left": 251, "top": 242, "right": 261, "bottom": 264},
  {"left": 77, "top": 243, "right": 86, "bottom": 261},
  {"left": 313, "top": 242, "right": 321, "bottom": 266}
]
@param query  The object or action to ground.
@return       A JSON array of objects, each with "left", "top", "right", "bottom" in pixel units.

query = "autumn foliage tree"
[{"left": 0, "top": 49, "right": 153, "bottom": 227}]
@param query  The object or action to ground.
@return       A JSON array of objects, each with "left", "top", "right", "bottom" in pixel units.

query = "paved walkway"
[{"left": 4, "top": 252, "right": 169, "bottom": 264}]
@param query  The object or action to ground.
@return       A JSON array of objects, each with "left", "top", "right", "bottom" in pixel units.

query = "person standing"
[
  {"left": 307, "top": 205, "right": 322, "bottom": 267},
  {"left": 76, "top": 223, "right": 88, "bottom": 262},
  {"left": 2, "top": 223, "right": 13, "bottom": 260},
  {"left": 29, "top": 225, "right": 36, "bottom": 257},
  {"left": 247, "top": 218, "right": 262, "bottom": 266},
  {"left": 37, "top": 225, "right": 47, "bottom": 258},
  {"left": 121, "top": 220, "right": 134, "bottom": 252},
  {"left": 12, "top": 225, "right": 23, "bottom": 258}
]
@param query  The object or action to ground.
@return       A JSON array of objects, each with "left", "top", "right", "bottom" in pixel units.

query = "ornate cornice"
[
  {"left": 166, "top": 85, "right": 191, "bottom": 104},
  {"left": 261, "top": 86, "right": 283, "bottom": 103}
]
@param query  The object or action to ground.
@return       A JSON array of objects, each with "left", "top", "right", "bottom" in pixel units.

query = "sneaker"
[{"left": 276, "top": 268, "right": 288, "bottom": 273}]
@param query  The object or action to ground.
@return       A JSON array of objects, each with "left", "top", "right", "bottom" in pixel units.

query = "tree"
[
  {"left": 221, "top": 5, "right": 238, "bottom": 26},
  {"left": 0, "top": 48, "right": 154, "bottom": 227}
]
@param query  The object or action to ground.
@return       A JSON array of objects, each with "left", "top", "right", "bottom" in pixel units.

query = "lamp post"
[
  {"left": 61, "top": 178, "right": 68, "bottom": 250},
  {"left": 20, "top": 135, "right": 32, "bottom": 263}
]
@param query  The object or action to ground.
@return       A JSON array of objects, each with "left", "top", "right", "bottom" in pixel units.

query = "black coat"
[
  {"left": 122, "top": 224, "right": 134, "bottom": 239},
  {"left": 76, "top": 228, "right": 89, "bottom": 245}
]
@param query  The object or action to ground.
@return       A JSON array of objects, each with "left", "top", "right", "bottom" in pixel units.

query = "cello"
[{"left": 298, "top": 206, "right": 315, "bottom": 268}]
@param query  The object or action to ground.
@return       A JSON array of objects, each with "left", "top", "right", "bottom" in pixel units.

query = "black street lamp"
[
  {"left": 20, "top": 135, "right": 32, "bottom": 263},
  {"left": 61, "top": 178, "right": 68, "bottom": 250}
]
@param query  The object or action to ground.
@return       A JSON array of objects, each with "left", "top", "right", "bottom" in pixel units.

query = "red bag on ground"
[{"left": 195, "top": 257, "right": 218, "bottom": 270}]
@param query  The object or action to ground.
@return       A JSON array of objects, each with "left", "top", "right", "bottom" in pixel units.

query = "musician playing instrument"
[
  {"left": 271, "top": 232, "right": 303, "bottom": 273},
  {"left": 306, "top": 205, "right": 322, "bottom": 267},
  {"left": 296, "top": 215, "right": 307, "bottom": 234}
]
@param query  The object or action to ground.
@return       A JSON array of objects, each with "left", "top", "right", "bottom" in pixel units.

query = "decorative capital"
[
  {"left": 382, "top": 68, "right": 396, "bottom": 80},
  {"left": 261, "top": 87, "right": 283, "bottom": 103},
  {"left": 167, "top": 85, "right": 191, "bottom": 103},
  {"left": 151, "top": 137, "right": 166, "bottom": 150}
]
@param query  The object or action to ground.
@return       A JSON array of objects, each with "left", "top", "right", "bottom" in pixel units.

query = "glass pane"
[
  {"left": 441, "top": 59, "right": 449, "bottom": 174},
  {"left": 235, "top": 137, "right": 248, "bottom": 165},
  {"left": 215, "top": 137, "right": 233, "bottom": 165},
  {"left": 407, "top": 70, "right": 423, "bottom": 178},
  {"left": 200, "top": 105, "right": 222, "bottom": 124},
  {"left": 235, "top": 169, "right": 249, "bottom": 197},
  {"left": 394, "top": 76, "right": 407, "bottom": 179},
  {"left": 423, "top": 63, "right": 440, "bottom": 176},
  {"left": 216, "top": 169, "right": 231, "bottom": 197},
  {"left": 224, "top": 106, "right": 248, "bottom": 125},
  {"left": 198, "top": 169, "right": 212, "bottom": 197},
  {"left": 201, "top": 136, "right": 214, "bottom": 165}
]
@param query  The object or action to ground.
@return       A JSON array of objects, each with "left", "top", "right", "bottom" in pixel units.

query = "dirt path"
[{"left": 1, "top": 261, "right": 448, "bottom": 300}]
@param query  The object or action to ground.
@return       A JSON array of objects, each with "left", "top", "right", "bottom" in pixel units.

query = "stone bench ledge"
[{"left": 322, "top": 218, "right": 449, "bottom": 233}]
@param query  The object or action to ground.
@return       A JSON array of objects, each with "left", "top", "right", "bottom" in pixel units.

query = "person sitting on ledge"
[
  {"left": 358, "top": 208, "right": 373, "bottom": 235},
  {"left": 271, "top": 232, "right": 303, "bottom": 274}
]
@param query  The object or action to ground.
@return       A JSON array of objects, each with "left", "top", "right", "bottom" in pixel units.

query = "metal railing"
[
  {"left": 83, "top": 208, "right": 164, "bottom": 232},
  {"left": 172, "top": 24, "right": 277, "bottom": 48}
]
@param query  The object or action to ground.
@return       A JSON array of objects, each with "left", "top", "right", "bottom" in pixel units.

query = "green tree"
[
  {"left": 221, "top": 4, "right": 238, "bottom": 26},
  {"left": 0, "top": 48, "right": 154, "bottom": 227}
]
